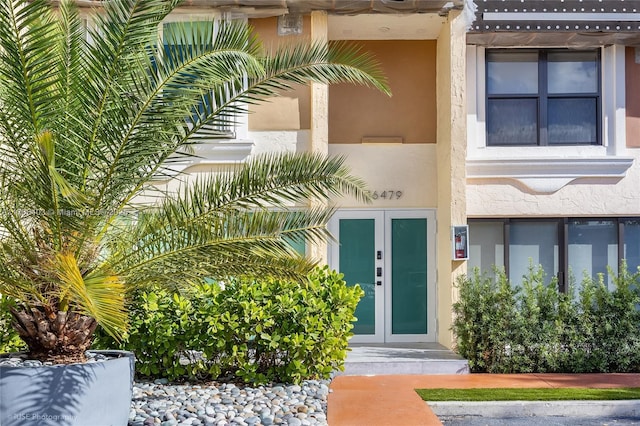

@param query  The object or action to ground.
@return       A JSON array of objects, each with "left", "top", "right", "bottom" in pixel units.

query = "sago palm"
[{"left": 0, "top": 0, "right": 389, "bottom": 363}]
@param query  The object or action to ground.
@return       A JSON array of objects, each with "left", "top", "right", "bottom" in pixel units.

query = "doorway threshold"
[{"left": 338, "top": 343, "right": 469, "bottom": 376}]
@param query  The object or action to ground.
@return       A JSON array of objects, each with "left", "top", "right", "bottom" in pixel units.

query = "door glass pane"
[
  {"left": 624, "top": 221, "right": 640, "bottom": 274},
  {"left": 548, "top": 98, "right": 597, "bottom": 145},
  {"left": 547, "top": 51, "right": 598, "bottom": 94},
  {"left": 469, "top": 222, "right": 504, "bottom": 277},
  {"left": 487, "top": 51, "right": 538, "bottom": 94},
  {"left": 509, "top": 222, "right": 559, "bottom": 286},
  {"left": 391, "top": 218, "right": 427, "bottom": 335},
  {"left": 569, "top": 220, "right": 617, "bottom": 290},
  {"left": 339, "top": 219, "right": 375, "bottom": 335},
  {"left": 487, "top": 99, "right": 538, "bottom": 145}
]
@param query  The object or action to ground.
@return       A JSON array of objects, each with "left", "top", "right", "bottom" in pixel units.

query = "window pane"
[
  {"left": 487, "top": 99, "right": 537, "bottom": 145},
  {"left": 509, "top": 222, "right": 559, "bottom": 286},
  {"left": 487, "top": 51, "right": 538, "bottom": 94},
  {"left": 568, "top": 220, "right": 617, "bottom": 290},
  {"left": 163, "top": 21, "right": 234, "bottom": 136},
  {"left": 548, "top": 51, "right": 598, "bottom": 94},
  {"left": 548, "top": 98, "right": 597, "bottom": 145},
  {"left": 623, "top": 221, "right": 640, "bottom": 274},
  {"left": 163, "top": 21, "right": 212, "bottom": 40},
  {"left": 469, "top": 222, "right": 504, "bottom": 278}
]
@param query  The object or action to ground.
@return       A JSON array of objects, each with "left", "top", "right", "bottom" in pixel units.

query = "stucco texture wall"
[
  {"left": 328, "top": 144, "right": 438, "bottom": 208},
  {"left": 248, "top": 17, "right": 312, "bottom": 131},
  {"left": 329, "top": 40, "right": 437, "bottom": 144},
  {"left": 467, "top": 151, "right": 640, "bottom": 217}
]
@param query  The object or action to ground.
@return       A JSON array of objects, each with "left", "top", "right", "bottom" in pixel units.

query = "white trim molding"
[
  {"left": 183, "top": 140, "right": 254, "bottom": 164},
  {"left": 467, "top": 157, "right": 634, "bottom": 194},
  {"left": 155, "top": 139, "right": 255, "bottom": 181}
]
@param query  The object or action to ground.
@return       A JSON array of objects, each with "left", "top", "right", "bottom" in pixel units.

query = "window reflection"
[
  {"left": 547, "top": 51, "right": 598, "bottom": 94},
  {"left": 487, "top": 51, "right": 538, "bottom": 95},
  {"left": 569, "top": 220, "right": 617, "bottom": 289},
  {"left": 509, "top": 222, "right": 559, "bottom": 287}
]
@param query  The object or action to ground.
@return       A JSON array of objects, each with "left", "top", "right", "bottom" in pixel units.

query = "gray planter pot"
[{"left": 0, "top": 350, "right": 134, "bottom": 426}]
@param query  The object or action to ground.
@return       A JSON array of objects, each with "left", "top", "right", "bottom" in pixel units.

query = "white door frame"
[
  {"left": 328, "top": 210, "right": 385, "bottom": 343},
  {"left": 383, "top": 209, "right": 437, "bottom": 343},
  {"left": 328, "top": 209, "right": 437, "bottom": 343}
]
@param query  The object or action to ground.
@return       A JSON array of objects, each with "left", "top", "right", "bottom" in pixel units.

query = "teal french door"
[{"left": 328, "top": 210, "right": 436, "bottom": 343}]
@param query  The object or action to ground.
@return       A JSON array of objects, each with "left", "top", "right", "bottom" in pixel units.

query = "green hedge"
[
  {"left": 94, "top": 266, "right": 362, "bottom": 384},
  {"left": 453, "top": 263, "right": 640, "bottom": 373},
  {"left": 0, "top": 295, "right": 26, "bottom": 353}
]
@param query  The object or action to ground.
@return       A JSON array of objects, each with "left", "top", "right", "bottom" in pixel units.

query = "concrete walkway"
[{"left": 327, "top": 373, "right": 640, "bottom": 426}]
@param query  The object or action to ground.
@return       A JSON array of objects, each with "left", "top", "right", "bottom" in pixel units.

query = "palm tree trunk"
[{"left": 10, "top": 306, "right": 97, "bottom": 364}]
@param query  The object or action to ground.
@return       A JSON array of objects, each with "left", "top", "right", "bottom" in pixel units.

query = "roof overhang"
[
  {"left": 74, "top": 0, "right": 466, "bottom": 17},
  {"left": 175, "top": 0, "right": 465, "bottom": 15},
  {"left": 468, "top": 0, "right": 640, "bottom": 47}
]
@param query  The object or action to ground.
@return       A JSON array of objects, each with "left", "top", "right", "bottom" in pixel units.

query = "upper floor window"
[
  {"left": 486, "top": 49, "right": 601, "bottom": 147},
  {"left": 162, "top": 20, "right": 237, "bottom": 139}
]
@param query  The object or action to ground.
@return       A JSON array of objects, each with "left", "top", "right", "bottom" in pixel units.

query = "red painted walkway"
[{"left": 327, "top": 373, "right": 640, "bottom": 426}]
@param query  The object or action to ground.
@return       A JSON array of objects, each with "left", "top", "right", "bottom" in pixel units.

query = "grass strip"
[{"left": 416, "top": 387, "right": 640, "bottom": 402}]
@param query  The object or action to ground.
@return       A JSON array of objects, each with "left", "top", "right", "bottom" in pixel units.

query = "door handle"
[{"left": 376, "top": 267, "right": 382, "bottom": 277}]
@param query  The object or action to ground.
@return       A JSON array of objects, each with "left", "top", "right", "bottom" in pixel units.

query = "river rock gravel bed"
[
  {"left": 128, "top": 379, "right": 331, "bottom": 426},
  {"left": 0, "top": 353, "right": 329, "bottom": 425}
]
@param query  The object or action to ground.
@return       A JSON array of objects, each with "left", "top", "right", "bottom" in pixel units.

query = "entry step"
[{"left": 338, "top": 343, "right": 470, "bottom": 376}]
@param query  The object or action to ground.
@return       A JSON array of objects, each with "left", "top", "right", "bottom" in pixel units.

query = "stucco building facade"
[{"left": 81, "top": 0, "right": 640, "bottom": 349}]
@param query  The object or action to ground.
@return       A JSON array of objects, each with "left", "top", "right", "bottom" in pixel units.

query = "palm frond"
[
  {"left": 261, "top": 40, "right": 390, "bottom": 95},
  {"left": 103, "top": 152, "right": 369, "bottom": 287},
  {"left": 78, "top": 0, "right": 180, "bottom": 196},
  {"left": 0, "top": 0, "right": 59, "bottom": 137},
  {"left": 0, "top": 0, "right": 389, "bottom": 350},
  {"left": 110, "top": 204, "right": 335, "bottom": 286},
  {"left": 164, "top": 152, "right": 371, "bottom": 215},
  {"left": 54, "top": 252, "right": 127, "bottom": 339},
  {"left": 84, "top": 20, "right": 263, "bottom": 212},
  {"left": 52, "top": 0, "right": 90, "bottom": 180},
  {"left": 177, "top": 39, "right": 391, "bottom": 145}
]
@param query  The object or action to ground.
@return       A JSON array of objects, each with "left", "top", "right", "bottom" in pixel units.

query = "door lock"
[
  {"left": 376, "top": 281, "right": 382, "bottom": 286},
  {"left": 377, "top": 250, "right": 382, "bottom": 260},
  {"left": 376, "top": 267, "right": 382, "bottom": 277}
]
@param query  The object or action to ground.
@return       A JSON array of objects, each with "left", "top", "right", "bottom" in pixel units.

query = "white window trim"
[
  {"left": 160, "top": 12, "right": 254, "bottom": 170},
  {"left": 466, "top": 44, "right": 634, "bottom": 194},
  {"left": 78, "top": 10, "right": 255, "bottom": 182}
]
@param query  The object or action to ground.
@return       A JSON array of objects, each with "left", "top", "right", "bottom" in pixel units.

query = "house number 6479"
[{"left": 369, "top": 190, "right": 403, "bottom": 200}]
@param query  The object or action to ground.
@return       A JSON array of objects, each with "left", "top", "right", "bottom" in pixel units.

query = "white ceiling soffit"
[{"left": 329, "top": 13, "right": 446, "bottom": 40}]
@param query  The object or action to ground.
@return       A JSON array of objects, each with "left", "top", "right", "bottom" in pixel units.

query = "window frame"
[
  {"left": 466, "top": 44, "right": 633, "bottom": 194},
  {"left": 159, "top": 17, "right": 245, "bottom": 140},
  {"left": 485, "top": 48, "right": 602, "bottom": 147},
  {"left": 469, "top": 217, "right": 640, "bottom": 292}
]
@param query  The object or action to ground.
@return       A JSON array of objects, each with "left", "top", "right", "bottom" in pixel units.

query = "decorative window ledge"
[
  {"left": 466, "top": 157, "right": 635, "bottom": 193},
  {"left": 187, "top": 139, "right": 254, "bottom": 164},
  {"left": 157, "top": 140, "right": 255, "bottom": 180}
]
